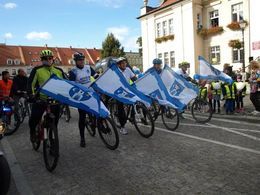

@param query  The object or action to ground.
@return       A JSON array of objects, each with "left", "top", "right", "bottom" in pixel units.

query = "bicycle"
[
  {"left": 59, "top": 104, "right": 71, "bottom": 122},
  {"left": 31, "top": 98, "right": 59, "bottom": 172},
  {"left": 15, "top": 91, "right": 30, "bottom": 124},
  {"left": 1, "top": 97, "right": 20, "bottom": 136},
  {"left": 190, "top": 96, "right": 213, "bottom": 123},
  {"left": 0, "top": 124, "right": 11, "bottom": 195},
  {"left": 108, "top": 99, "right": 154, "bottom": 138},
  {"left": 150, "top": 100, "right": 179, "bottom": 131},
  {"left": 85, "top": 113, "right": 119, "bottom": 150}
]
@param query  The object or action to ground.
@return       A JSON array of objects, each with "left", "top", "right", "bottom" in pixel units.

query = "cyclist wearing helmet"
[
  {"left": 27, "top": 49, "right": 67, "bottom": 142},
  {"left": 115, "top": 57, "right": 137, "bottom": 135},
  {"left": 174, "top": 62, "right": 193, "bottom": 81},
  {"left": 145, "top": 58, "right": 163, "bottom": 75},
  {"left": 69, "top": 52, "right": 98, "bottom": 147}
]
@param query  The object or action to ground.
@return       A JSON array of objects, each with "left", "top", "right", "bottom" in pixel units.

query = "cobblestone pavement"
[{"left": 1, "top": 106, "right": 260, "bottom": 195}]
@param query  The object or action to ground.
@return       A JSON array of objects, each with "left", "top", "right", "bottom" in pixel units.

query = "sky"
[{"left": 0, "top": 0, "right": 160, "bottom": 51}]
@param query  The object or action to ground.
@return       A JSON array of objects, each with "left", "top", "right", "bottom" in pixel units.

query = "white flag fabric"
[
  {"left": 40, "top": 75, "right": 109, "bottom": 118},
  {"left": 162, "top": 66, "right": 199, "bottom": 108},
  {"left": 91, "top": 64, "right": 151, "bottom": 106},
  {"left": 194, "top": 56, "right": 233, "bottom": 84},
  {"left": 134, "top": 69, "right": 177, "bottom": 109}
]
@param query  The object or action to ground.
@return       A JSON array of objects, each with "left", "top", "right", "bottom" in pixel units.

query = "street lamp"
[{"left": 239, "top": 20, "right": 247, "bottom": 73}]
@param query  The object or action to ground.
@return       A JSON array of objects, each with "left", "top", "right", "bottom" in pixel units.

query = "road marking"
[
  {"left": 150, "top": 125, "right": 260, "bottom": 155},
  {"left": 1, "top": 138, "right": 34, "bottom": 195},
  {"left": 207, "top": 123, "right": 260, "bottom": 141},
  {"left": 157, "top": 121, "right": 260, "bottom": 133},
  {"left": 183, "top": 114, "right": 260, "bottom": 127}
]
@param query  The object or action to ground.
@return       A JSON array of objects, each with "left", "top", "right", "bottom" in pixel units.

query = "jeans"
[{"left": 225, "top": 99, "right": 235, "bottom": 113}]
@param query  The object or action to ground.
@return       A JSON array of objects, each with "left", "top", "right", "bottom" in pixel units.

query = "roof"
[
  {"left": 137, "top": 0, "right": 183, "bottom": 19},
  {"left": 0, "top": 44, "right": 101, "bottom": 67}
]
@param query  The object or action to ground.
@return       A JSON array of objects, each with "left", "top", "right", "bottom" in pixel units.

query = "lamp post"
[{"left": 239, "top": 20, "right": 247, "bottom": 73}]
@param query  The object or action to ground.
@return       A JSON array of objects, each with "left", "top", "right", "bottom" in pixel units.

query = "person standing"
[
  {"left": 211, "top": 80, "right": 222, "bottom": 113},
  {"left": 234, "top": 74, "right": 246, "bottom": 113}
]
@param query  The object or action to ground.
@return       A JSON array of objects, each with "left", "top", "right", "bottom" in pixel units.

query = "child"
[
  {"left": 222, "top": 81, "right": 237, "bottom": 114},
  {"left": 235, "top": 74, "right": 246, "bottom": 113},
  {"left": 207, "top": 81, "right": 213, "bottom": 110},
  {"left": 199, "top": 80, "right": 208, "bottom": 101},
  {"left": 211, "top": 80, "right": 222, "bottom": 113}
]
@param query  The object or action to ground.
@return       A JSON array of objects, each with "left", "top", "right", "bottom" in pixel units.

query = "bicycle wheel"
[
  {"left": 4, "top": 111, "right": 20, "bottom": 136},
  {"left": 0, "top": 155, "right": 11, "bottom": 195},
  {"left": 108, "top": 100, "right": 121, "bottom": 128},
  {"left": 98, "top": 117, "right": 119, "bottom": 150},
  {"left": 150, "top": 101, "right": 160, "bottom": 122},
  {"left": 43, "top": 123, "right": 59, "bottom": 172},
  {"left": 17, "top": 103, "right": 26, "bottom": 124},
  {"left": 85, "top": 114, "right": 96, "bottom": 137},
  {"left": 191, "top": 99, "right": 212, "bottom": 123},
  {"left": 65, "top": 106, "right": 71, "bottom": 122},
  {"left": 161, "top": 106, "right": 179, "bottom": 131},
  {"left": 133, "top": 103, "right": 155, "bottom": 138},
  {"left": 32, "top": 124, "right": 41, "bottom": 151}
]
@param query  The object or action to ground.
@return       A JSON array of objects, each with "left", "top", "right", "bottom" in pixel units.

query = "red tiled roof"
[
  {"left": 137, "top": 0, "right": 183, "bottom": 19},
  {"left": 0, "top": 45, "right": 101, "bottom": 67},
  {"left": 0, "top": 45, "right": 24, "bottom": 66}
]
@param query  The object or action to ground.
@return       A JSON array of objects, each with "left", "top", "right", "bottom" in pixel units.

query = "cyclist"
[
  {"left": 27, "top": 49, "right": 67, "bottom": 142},
  {"left": 68, "top": 52, "right": 98, "bottom": 147},
  {"left": 174, "top": 62, "right": 194, "bottom": 82},
  {"left": 10, "top": 69, "right": 28, "bottom": 121},
  {"left": 145, "top": 58, "right": 163, "bottom": 75},
  {"left": 0, "top": 71, "right": 13, "bottom": 101},
  {"left": 115, "top": 57, "right": 137, "bottom": 135}
]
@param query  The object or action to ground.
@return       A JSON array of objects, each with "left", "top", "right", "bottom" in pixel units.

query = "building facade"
[
  {"left": 138, "top": 0, "right": 255, "bottom": 75},
  {"left": 125, "top": 51, "right": 143, "bottom": 70},
  {"left": 0, "top": 44, "right": 101, "bottom": 75}
]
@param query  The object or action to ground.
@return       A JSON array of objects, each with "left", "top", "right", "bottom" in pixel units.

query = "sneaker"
[
  {"left": 252, "top": 110, "right": 260, "bottom": 116},
  {"left": 119, "top": 127, "right": 128, "bottom": 135},
  {"left": 80, "top": 139, "right": 86, "bottom": 148}
]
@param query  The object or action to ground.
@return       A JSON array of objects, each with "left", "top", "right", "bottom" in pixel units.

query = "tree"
[
  {"left": 101, "top": 33, "right": 125, "bottom": 58},
  {"left": 136, "top": 36, "right": 142, "bottom": 56}
]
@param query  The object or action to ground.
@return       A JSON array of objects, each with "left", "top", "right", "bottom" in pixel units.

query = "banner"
[
  {"left": 161, "top": 66, "right": 199, "bottom": 108},
  {"left": 194, "top": 56, "right": 233, "bottom": 84},
  {"left": 91, "top": 63, "right": 151, "bottom": 106},
  {"left": 40, "top": 75, "right": 109, "bottom": 118},
  {"left": 134, "top": 69, "right": 177, "bottom": 109}
]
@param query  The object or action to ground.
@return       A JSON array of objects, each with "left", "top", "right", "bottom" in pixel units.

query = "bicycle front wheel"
[
  {"left": 98, "top": 117, "right": 119, "bottom": 150},
  {"left": 133, "top": 103, "right": 155, "bottom": 138},
  {"left": 161, "top": 106, "right": 179, "bottom": 131},
  {"left": 4, "top": 112, "right": 20, "bottom": 136},
  {"left": 191, "top": 99, "right": 212, "bottom": 123},
  {"left": 43, "top": 123, "right": 59, "bottom": 172},
  {"left": 85, "top": 114, "right": 96, "bottom": 137}
]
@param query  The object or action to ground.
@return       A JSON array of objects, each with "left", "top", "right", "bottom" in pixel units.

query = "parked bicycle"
[
  {"left": 108, "top": 99, "right": 154, "bottom": 138},
  {"left": 1, "top": 97, "right": 20, "bottom": 136},
  {"left": 31, "top": 98, "right": 59, "bottom": 172}
]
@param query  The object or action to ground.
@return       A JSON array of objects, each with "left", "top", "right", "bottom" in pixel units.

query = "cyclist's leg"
[
  {"left": 117, "top": 101, "right": 127, "bottom": 128},
  {"left": 78, "top": 109, "right": 86, "bottom": 147},
  {"left": 29, "top": 103, "right": 45, "bottom": 141},
  {"left": 13, "top": 96, "right": 20, "bottom": 121}
]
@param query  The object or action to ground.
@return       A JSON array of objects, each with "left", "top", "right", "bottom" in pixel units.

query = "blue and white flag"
[
  {"left": 194, "top": 56, "right": 233, "bottom": 84},
  {"left": 40, "top": 75, "right": 109, "bottom": 118},
  {"left": 161, "top": 66, "right": 199, "bottom": 109},
  {"left": 91, "top": 63, "right": 151, "bottom": 106},
  {"left": 134, "top": 69, "right": 177, "bottom": 109}
]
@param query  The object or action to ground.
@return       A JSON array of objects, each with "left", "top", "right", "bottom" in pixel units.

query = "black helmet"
[{"left": 73, "top": 52, "right": 85, "bottom": 61}]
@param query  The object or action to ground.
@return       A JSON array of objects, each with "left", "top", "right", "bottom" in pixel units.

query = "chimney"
[
  {"left": 70, "top": 46, "right": 72, "bottom": 49},
  {"left": 141, "top": 0, "right": 149, "bottom": 15},
  {"left": 45, "top": 44, "right": 48, "bottom": 48}
]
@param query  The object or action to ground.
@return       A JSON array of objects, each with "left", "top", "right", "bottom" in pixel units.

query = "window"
[
  {"left": 170, "top": 51, "right": 175, "bottom": 67},
  {"left": 162, "top": 21, "right": 167, "bottom": 36},
  {"left": 209, "top": 10, "right": 219, "bottom": 27},
  {"left": 169, "top": 19, "right": 173, "bottom": 35},
  {"left": 210, "top": 46, "right": 220, "bottom": 64},
  {"left": 232, "top": 48, "right": 244, "bottom": 63},
  {"left": 156, "top": 23, "right": 161, "bottom": 37},
  {"left": 12, "top": 69, "right": 16, "bottom": 76},
  {"left": 164, "top": 52, "right": 169, "bottom": 65},
  {"left": 232, "top": 3, "right": 243, "bottom": 22},
  {"left": 158, "top": 53, "right": 162, "bottom": 59},
  {"left": 7, "top": 59, "right": 12, "bottom": 65},
  {"left": 197, "top": 13, "right": 202, "bottom": 30},
  {"left": 14, "top": 59, "right": 20, "bottom": 65}
]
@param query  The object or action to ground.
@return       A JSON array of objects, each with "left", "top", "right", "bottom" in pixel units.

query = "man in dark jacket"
[{"left": 10, "top": 69, "right": 28, "bottom": 122}]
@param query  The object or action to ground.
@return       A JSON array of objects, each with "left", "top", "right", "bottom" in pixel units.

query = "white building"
[{"left": 138, "top": 0, "right": 254, "bottom": 75}]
